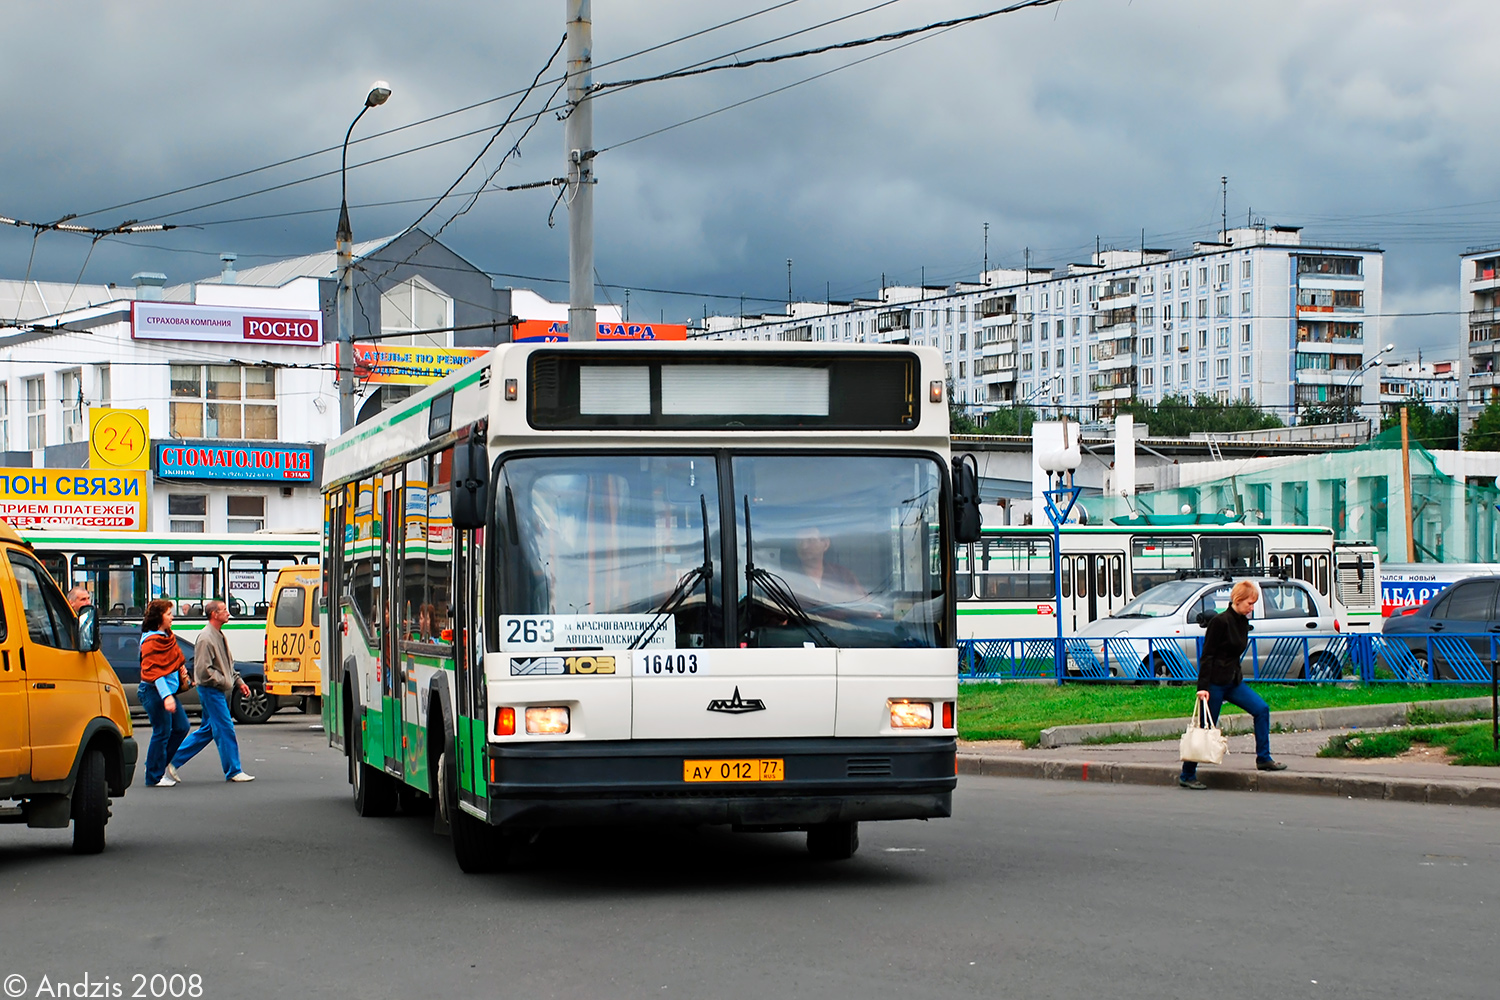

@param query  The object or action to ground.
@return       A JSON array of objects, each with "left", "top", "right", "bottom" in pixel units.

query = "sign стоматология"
[{"left": 153, "top": 442, "right": 315, "bottom": 483}]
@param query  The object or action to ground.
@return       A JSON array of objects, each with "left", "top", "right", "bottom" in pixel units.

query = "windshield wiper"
[
  {"left": 743, "top": 496, "right": 835, "bottom": 648},
  {"left": 629, "top": 494, "right": 714, "bottom": 651},
  {"left": 1111, "top": 613, "right": 1151, "bottom": 619}
]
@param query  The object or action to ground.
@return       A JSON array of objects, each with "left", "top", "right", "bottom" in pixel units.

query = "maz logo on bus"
[{"left": 509, "top": 655, "right": 616, "bottom": 676}]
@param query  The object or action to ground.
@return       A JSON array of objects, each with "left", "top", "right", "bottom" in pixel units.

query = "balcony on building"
[
  {"left": 978, "top": 294, "right": 1017, "bottom": 319},
  {"left": 979, "top": 324, "right": 1018, "bottom": 356},
  {"left": 1090, "top": 367, "right": 1136, "bottom": 399},
  {"left": 1096, "top": 277, "right": 1138, "bottom": 307},
  {"left": 1094, "top": 305, "right": 1136, "bottom": 336},
  {"left": 977, "top": 355, "right": 1017, "bottom": 383},
  {"left": 1470, "top": 256, "right": 1500, "bottom": 293},
  {"left": 876, "top": 309, "right": 910, "bottom": 335},
  {"left": 1096, "top": 335, "right": 1136, "bottom": 371},
  {"left": 1297, "top": 288, "right": 1364, "bottom": 315},
  {"left": 1297, "top": 321, "right": 1364, "bottom": 349},
  {"left": 1296, "top": 255, "right": 1364, "bottom": 280},
  {"left": 778, "top": 324, "right": 813, "bottom": 342}
]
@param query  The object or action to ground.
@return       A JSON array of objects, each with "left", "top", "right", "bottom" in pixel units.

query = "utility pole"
[
  {"left": 983, "top": 222, "right": 989, "bottom": 283},
  {"left": 786, "top": 258, "right": 793, "bottom": 311},
  {"left": 1401, "top": 405, "right": 1416, "bottom": 562},
  {"left": 566, "top": 0, "right": 596, "bottom": 341}
]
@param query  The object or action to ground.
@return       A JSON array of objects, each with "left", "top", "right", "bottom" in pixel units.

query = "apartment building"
[
  {"left": 1379, "top": 360, "right": 1458, "bottom": 410},
  {"left": 701, "top": 224, "right": 1384, "bottom": 422},
  {"left": 1460, "top": 246, "right": 1500, "bottom": 434}
]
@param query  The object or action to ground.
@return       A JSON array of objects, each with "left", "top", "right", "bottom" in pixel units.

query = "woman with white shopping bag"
[{"left": 1179, "top": 579, "right": 1286, "bottom": 790}]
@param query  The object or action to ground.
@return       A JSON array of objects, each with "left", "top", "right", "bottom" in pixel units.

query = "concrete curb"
[
  {"left": 957, "top": 753, "right": 1500, "bottom": 807},
  {"left": 1036, "top": 697, "right": 1495, "bottom": 748}
]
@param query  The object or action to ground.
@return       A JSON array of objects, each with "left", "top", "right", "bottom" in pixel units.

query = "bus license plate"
[
  {"left": 272, "top": 659, "right": 301, "bottom": 672},
  {"left": 683, "top": 759, "right": 784, "bottom": 783}
]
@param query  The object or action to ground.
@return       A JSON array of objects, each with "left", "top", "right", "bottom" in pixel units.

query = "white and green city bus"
[
  {"left": 320, "top": 342, "right": 976, "bottom": 871},
  {"left": 954, "top": 524, "right": 1380, "bottom": 637}
]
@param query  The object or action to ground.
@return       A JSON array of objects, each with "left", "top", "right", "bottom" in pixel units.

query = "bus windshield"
[{"left": 492, "top": 453, "right": 947, "bottom": 650}]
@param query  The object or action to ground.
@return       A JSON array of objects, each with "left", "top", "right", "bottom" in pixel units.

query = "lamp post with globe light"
[
  {"left": 1039, "top": 417, "right": 1082, "bottom": 682},
  {"left": 1344, "top": 343, "right": 1395, "bottom": 426}
]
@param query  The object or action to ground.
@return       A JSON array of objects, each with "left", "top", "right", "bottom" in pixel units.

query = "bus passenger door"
[
  {"left": 382, "top": 475, "right": 404, "bottom": 776},
  {"left": 1063, "top": 553, "right": 1121, "bottom": 632},
  {"left": 0, "top": 583, "right": 27, "bottom": 780},
  {"left": 452, "top": 525, "right": 485, "bottom": 806}
]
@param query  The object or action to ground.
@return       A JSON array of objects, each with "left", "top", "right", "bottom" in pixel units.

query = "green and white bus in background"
[
  {"left": 25, "top": 529, "right": 320, "bottom": 656},
  {"left": 955, "top": 524, "right": 1381, "bottom": 637},
  {"left": 320, "top": 342, "right": 977, "bottom": 872}
]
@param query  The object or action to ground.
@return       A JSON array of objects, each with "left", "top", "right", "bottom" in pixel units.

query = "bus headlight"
[
  {"left": 525, "top": 706, "right": 571, "bottom": 735},
  {"left": 888, "top": 700, "right": 933, "bottom": 730}
]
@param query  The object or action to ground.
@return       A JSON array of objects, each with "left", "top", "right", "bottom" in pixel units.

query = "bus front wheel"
[
  {"left": 441, "top": 744, "right": 514, "bottom": 874},
  {"left": 807, "top": 821, "right": 859, "bottom": 861}
]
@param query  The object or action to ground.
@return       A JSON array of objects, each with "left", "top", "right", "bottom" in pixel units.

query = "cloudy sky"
[{"left": 4, "top": 0, "right": 1499, "bottom": 356}]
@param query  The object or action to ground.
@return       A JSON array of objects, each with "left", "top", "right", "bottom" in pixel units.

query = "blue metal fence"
[{"left": 958, "top": 632, "right": 1500, "bottom": 684}]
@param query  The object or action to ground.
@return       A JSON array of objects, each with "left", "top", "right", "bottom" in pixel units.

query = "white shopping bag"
[{"left": 1179, "top": 698, "right": 1228, "bottom": 765}]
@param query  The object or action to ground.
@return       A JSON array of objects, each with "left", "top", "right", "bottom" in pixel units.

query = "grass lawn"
[
  {"left": 1319, "top": 723, "right": 1500, "bottom": 767},
  {"left": 957, "top": 682, "right": 1495, "bottom": 747}
]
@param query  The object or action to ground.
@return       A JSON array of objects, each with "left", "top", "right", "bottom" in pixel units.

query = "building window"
[
  {"left": 959, "top": 361, "right": 968, "bottom": 377},
  {"left": 1040, "top": 293, "right": 1049, "bottom": 310},
  {"left": 95, "top": 364, "right": 111, "bottom": 407},
  {"left": 1241, "top": 259, "right": 1253, "bottom": 281},
  {"left": 1141, "top": 338, "right": 1155, "bottom": 358},
  {"left": 1162, "top": 366, "right": 1171, "bottom": 385},
  {"left": 1073, "top": 317, "right": 1082, "bottom": 335},
  {"left": 169, "top": 494, "right": 207, "bottom": 533},
  {"left": 959, "top": 332, "right": 967, "bottom": 350},
  {"left": 1199, "top": 329, "right": 1209, "bottom": 349},
  {"left": 1241, "top": 323, "right": 1252, "bottom": 345},
  {"left": 1241, "top": 291, "right": 1252, "bottom": 313},
  {"left": 1216, "top": 295, "right": 1230, "bottom": 317},
  {"left": 1039, "top": 351, "right": 1048, "bottom": 371},
  {"left": 1240, "top": 387, "right": 1252, "bottom": 403},
  {"left": 1021, "top": 324, "right": 1033, "bottom": 341},
  {"left": 227, "top": 495, "right": 266, "bottom": 534},
  {"left": 1072, "top": 376, "right": 1081, "bottom": 395},
  {"left": 1072, "top": 287, "right": 1081, "bottom": 305},
  {"left": 1198, "top": 360, "right": 1209, "bottom": 381},
  {"left": 1163, "top": 303, "right": 1173, "bottom": 322},
  {"left": 1163, "top": 333, "right": 1173, "bottom": 352},
  {"left": 171, "top": 365, "right": 277, "bottom": 440},
  {"left": 1198, "top": 267, "right": 1209, "bottom": 286},
  {"left": 25, "top": 376, "right": 45, "bottom": 449},
  {"left": 59, "top": 369, "right": 84, "bottom": 444},
  {"left": 1020, "top": 354, "right": 1033, "bottom": 372},
  {"left": 1140, "top": 367, "right": 1154, "bottom": 387},
  {"left": 1088, "top": 345, "right": 1098, "bottom": 363},
  {"left": 1055, "top": 348, "right": 1063, "bottom": 367},
  {"left": 1217, "top": 326, "right": 1230, "bottom": 348},
  {"left": 1022, "top": 295, "right": 1033, "bottom": 311},
  {"left": 1141, "top": 276, "right": 1154, "bottom": 294},
  {"left": 1141, "top": 306, "right": 1154, "bottom": 326},
  {"left": 1216, "top": 358, "right": 1230, "bottom": 379},
  {"left": 1072, "top": 347, "right": 1081, "bottom": 365},
  {"left": 380, "top": 276, "right": 453, "bottom": 348},
  {"left": 1180, "top": 363, "right": 1190, "bottom": 383},
  {"left": 958, "top": 306, "right": 967, "bottom": 324},
  {"left": 1197, "top": 298, "right": 1209, "bottom": 319},
  {"left": 1217, "top": 389, "right": 1230, "bottom": 404},
  {"left": 1163, "top": 273, "right": 1173, "bottom": 292},
  {"left": 1216, "top": 263, "right": 1230, "bottom": 284},
  {"left": 1240, "top": 356, "right": 1252, "bottom": 378},
  {"left": 1040, "top": 322, "right": 1049, "bottom": 341}
]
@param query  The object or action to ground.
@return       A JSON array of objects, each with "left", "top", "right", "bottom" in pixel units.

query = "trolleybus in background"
[
  {"left": 24, "top": 530, "right": 319, "bottom": 719},
  {"left": 954, "top": 524, "right": 1381, "bottom": 638},
  {"left": 321, "top": 342, "right": 977, "bottom": 871}
]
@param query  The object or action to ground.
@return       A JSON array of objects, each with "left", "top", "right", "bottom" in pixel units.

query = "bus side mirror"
[
  {"left": 952, "top": 455, "right": 982, "bottom": 544},
  {"left": 451, "top": 436, "right": 489, "bottom": 530},
  {"left": 77, "top": 606, "right": 100, "bottom": 653}
]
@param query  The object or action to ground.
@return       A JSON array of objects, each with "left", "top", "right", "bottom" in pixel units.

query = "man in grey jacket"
[{"left": 167, "top": 600, "right": 256, "bottom": 783}]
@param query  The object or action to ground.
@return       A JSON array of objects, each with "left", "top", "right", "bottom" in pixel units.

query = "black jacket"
[{"left": 1197, "top": 608, "right": 1251, "bottom": 691}]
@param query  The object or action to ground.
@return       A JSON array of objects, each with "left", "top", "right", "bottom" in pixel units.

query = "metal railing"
[{"left": 957, "top": 632, "right": 1500, "bottom": 685}]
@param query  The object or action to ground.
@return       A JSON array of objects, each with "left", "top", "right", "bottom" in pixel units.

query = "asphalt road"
[{"left": 2, "top": 715, "right": 1497, "bottom": 1000}]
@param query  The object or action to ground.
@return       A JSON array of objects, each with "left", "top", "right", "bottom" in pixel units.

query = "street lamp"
[
  {"left": 336, "top": 81, "right": 393, "bottom": 434},
  {"left": 1344, "top": 342, "right": 1395, "bottom": 424}
]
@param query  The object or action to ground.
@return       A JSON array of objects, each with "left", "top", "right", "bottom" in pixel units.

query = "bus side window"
[
  {"left": 1111, "top": 555, "right": 1123, "bottom": 597},
  {"left": 1060, "top": 556, "right": 1070, "bottom": 598},
  {"left": 954, "top": 544, "right": 973, "bottom": 600}
]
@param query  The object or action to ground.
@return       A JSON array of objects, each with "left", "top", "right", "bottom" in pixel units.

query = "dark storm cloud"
[{"left": 3, "top": 1, "right": 1498, "bottom": 354}]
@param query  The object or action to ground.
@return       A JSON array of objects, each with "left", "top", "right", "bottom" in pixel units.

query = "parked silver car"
[{"left": 1073, "top": 576, "right": 1343, "bottom": 680}]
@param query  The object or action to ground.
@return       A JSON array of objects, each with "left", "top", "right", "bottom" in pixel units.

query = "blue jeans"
[
  {"left": 1181, "top": 681, "right": 1272, "bottom": 780},
  {"left": 138, "top": 682, "right": 190, "bottom": 785},
  {"left": 171, "top": 686, "right": 243, "bottom": 779}
]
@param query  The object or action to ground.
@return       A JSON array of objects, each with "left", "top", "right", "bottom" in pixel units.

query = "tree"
[
  {"left": 1121, "top": 393, "right": 1283, "bottom": 437},
  {"left": 1380, "top": 400, "right": 1458, "bottom": 451},
  {"left": 1464, "top": 399, "right": 1500, "bottom": 451}
]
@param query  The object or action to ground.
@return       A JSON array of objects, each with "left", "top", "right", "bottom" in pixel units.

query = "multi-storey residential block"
[
  {"left": 1460, "top": 246, "right": 1500, "bottom": 434},
  {"left": 701, "top": 224, "right": 1384, "bottom": 422},
  {"left": 1379, "top": 360, "right": 1458, "bottom": 411}
]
